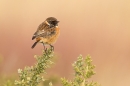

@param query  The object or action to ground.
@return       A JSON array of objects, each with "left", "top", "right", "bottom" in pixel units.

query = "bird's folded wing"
[{"left": 32, "top": 22, "right": 49, "bottom": 40}]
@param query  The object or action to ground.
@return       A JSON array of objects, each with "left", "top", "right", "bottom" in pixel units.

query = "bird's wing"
[
  {"left": 32, "top": 22, "right": 49, "bottom": 40},
  {"left": 39, "top": 27, "right": 56, "bottom": 38},
  {"left": 32, "top": 22, "right": 56, "bottom": 40}
]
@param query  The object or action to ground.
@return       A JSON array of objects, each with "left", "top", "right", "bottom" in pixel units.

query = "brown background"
[{"left": 0, "top": 0, "right": 130, "bottom": 86}]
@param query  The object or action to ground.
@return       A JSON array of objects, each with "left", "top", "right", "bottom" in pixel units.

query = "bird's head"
[{"left": 46, "top": 17, "right": 59, "bottom": 28}]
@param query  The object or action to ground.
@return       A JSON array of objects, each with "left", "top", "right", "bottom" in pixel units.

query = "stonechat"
[{"left": 31, "top": 17, "right": 60, "bottom": 50}]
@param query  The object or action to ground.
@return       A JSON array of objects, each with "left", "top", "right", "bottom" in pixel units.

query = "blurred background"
[{"left": 0, "top": 0, "right": 130, "bottom": 86}]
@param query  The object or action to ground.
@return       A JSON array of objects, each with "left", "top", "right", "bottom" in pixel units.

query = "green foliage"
[
  {"left": 3, "top": 49, "right": 100, "bottom": 86},
  {"left": 61, "top": 55, "right": 99, "bottom": 86},
  {"left": 0, "top": 75, "right": 16, "bottom": 86},
  {"left": 14, "top": 49, "right": 54, "bottom": 86},
  {"left": 4, "top": 80, "right": 15, "bottom": 86},
  {"left": 42, "top": 76, "right": 59, "bottom": 86}
]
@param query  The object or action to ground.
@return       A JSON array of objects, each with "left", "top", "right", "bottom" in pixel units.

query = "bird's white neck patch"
[
  {"left": 45, "top": 21, "right": 50, "bottom": 26},
  {"left": 55, "top": 26, "right": 58, "bottom": 28}
]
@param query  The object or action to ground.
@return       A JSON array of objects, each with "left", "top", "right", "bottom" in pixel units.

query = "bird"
[{"left": 31, "top": 17, "right": 60, "bottom": 51}]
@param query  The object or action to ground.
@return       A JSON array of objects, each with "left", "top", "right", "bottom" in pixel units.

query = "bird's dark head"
[{"left": 46, "top": 17, "right": 59, "bottom": 27}]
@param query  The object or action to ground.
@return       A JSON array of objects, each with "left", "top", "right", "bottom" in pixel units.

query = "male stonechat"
[{"left": 31, "top": 17, "right": 60, "bottom": 51}]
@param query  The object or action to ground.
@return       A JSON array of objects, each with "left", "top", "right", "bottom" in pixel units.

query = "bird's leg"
[
  {"left": 49, "top": 44, "right": 54, "bottom": 51},
  {"left": 42, "top": 43, "right": 47, "bottom": 52},
  {"left": 42, "top": 43, "right": 51, "bottom": 57}
]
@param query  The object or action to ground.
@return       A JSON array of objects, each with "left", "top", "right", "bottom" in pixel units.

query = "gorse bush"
[
  {"left": 61, "top": 55, "right": 99, "bottom": 86},
  {"left": 4, "top": 49, "right": 100, "bottom": 86},
  {"left": 15, "top": 49, "right": 54, "bottom": 86}
]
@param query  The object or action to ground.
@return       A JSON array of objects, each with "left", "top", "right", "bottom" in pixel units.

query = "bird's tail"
[
  {"left": 31, "top": 41, "right": 38, "bottom": 49},
  {"left": 32, "top": 35, "right": 36, "bottom": 40}
]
